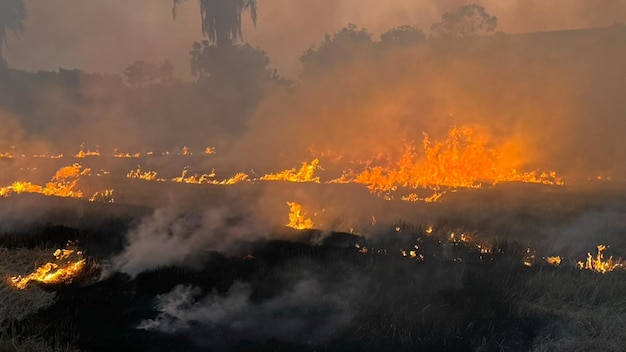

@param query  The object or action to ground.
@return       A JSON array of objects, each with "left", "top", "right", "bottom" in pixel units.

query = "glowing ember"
[
  {"left": 0, "top": 152, "right": 14, "bottom": 159},
  {"left": 286, "top": 201, "right": 314, "bottom": 230},
  {"left": 204, "top": 147, "right": 216, "bottom": 155},
  {"left": 179, "top": 146, "right": 192, "bottom": 156},
  {"left": 546, "top": 256, "right": 562, "bottom": 266},
  {"left": 9, "top": 247, "right": 86, "bottom": 289},
  {"left": 577, "top": 245, "right": 624, "bottom": 273},
  {"left": 261, "top": 159, "right": 322, "bottom": 183},
  {"left": 523, "top": 248, "right": 535, "bottom": 267}
]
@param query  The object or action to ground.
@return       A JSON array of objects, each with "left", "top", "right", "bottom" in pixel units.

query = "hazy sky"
[{"left": 5, "top": 0, "right": 626, "bottom": 78}]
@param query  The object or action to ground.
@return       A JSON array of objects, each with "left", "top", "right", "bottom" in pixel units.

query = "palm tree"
[
  {"left": 173, "top": 0, "right": 257, "bottom": 47},
  {"left": 0, "top": 0, "right": 27, "bottom": 61}
]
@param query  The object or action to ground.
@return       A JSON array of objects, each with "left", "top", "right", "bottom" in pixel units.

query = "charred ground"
[{"left": 3, "top": 183, "right": 626, "bottom": 351}]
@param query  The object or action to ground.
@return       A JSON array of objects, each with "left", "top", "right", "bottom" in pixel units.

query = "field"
[{"left": 2, "top": 177, "right": 626, "bottom": 352}]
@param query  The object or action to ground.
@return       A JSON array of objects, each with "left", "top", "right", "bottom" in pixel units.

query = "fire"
[
  {"left": 577, "top": 245, "right": 624, "bottom": 273},
  {"left": 113, "top": 149, "right": 141, "bottom": 158},
  {"left": 1, "top": 163, "right": 90, "bottom": 198},
  {"left": 74, "top": 144, "right": 100, "bottom": 158},
  {"left": 261, "top": 159, "right": 322, "bottom": 183},
  {"left": 0, "top": 152, "right": 13, "bottom": 159},
  {"left": 172, "top": 167, "right": 214, "bottom": 184},
  {"left": 546, "top": 256, "right": 562, "bottom": 266},
  {"left": 286, "top": 201, "right": 314, "bottom": 230},
  {"left": 523, "top": 248, "right": 535, "bottom": 267},
  {"left": 401, "top": 191, "right": 447, "bottom": 203},
  {"left": 204, "top": 147, "right": 216, "bottom": 155},
  {"left": 127, "top": 166, "right": 165, "bottom": 181},
  {"left": 180, "top": 146, "right": 192, "bottom": 156},
  {"left": 212, "top": 172, "right": 249, "bottom": 185},
  {"left": 338, "top": 126, "right": 562, "bottom": 194},
  {"left": 9, "top": 247, "right": 86, "bottom": 289},
  {"left": 89, "top": 189, "right": 114, "bottom": 203},
  {"left": 33, "top": 153, "right": 64, "bottom": 159}
]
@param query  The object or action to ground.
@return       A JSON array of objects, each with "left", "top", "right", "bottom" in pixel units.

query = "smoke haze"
[{"left": 5, "top": 1, "right": 625, "bottom": 77}]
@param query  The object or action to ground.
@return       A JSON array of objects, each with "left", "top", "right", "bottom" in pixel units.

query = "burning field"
[{"left": 2, "top": 2, "right": 626, "bottom": 351}]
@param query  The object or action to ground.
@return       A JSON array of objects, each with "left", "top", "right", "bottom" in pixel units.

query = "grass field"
[{"left": 2, "top": 181, "right": 626, "bottom": 351}]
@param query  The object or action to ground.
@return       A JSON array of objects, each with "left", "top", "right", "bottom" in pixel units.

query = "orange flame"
[
  {"left": 171, "top": 167, "right": 215, "bottom": 184},
  {"left": 9, "top": 248, "right": 86, "bottom": 289},
  {"left": 286, "top": 202, "right": 314, "bottom": 230},
  {"left": 212, "top": 172, "right": 249, "bottom": 185},
  {"left": 1, "top": 163, "right": 90, "bottom": 198},
  {"left": 261, "top": 159, "right": 322, "bottom": 183},
  {"left": 546, "top": 256, "right": 562, "bottom": 266},
  {"left": 127, "top": 166, "right": 165, "bottom": 181},
  {"left": 577, "top": 245, "right": 623, "bottom": 273},
  {"left": 338, "top": 126, "right": 562, "bottom": 193},
  {"left": 113, "top": 149, "right": 141, "bottom": 158},
  {"left": 89, "top": 189, "right": 114, "bottom": 203},
  {"left": 74, "top": 144, "right": 100, "bottom": 158}
]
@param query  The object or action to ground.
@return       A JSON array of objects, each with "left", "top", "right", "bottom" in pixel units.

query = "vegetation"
[
  {"left": 173, "top": 0, "right": 257, "bottom": 46},
  {"left": 1, "top": 212, "right": 626, "bottom": 351},
  {"left": 0, "top": 0, "right": 26, "bottom": 61}
]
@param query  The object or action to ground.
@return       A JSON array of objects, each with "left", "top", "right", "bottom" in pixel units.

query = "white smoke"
[
  {"left": 113, "top": 202, "right": 268, "bottom": 276},
  {"left": 138, "top": 279, "right": 354, "bottom": 344}
]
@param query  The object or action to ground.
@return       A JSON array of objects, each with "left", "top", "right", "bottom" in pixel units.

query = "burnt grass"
[{"left": 3, "top": 217, "right": 598, "bottom": 352}]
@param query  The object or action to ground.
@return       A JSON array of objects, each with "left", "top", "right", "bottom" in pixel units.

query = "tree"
[
  {"left": 124, "top": 60, "right": 175, "bottom": 88},
  {"left": 189, "top": 40, "right": 269, "bottom": 83},
  {"left": 0, "top": 0, "right": 27, "bottom": 61},
  {"left": 431, "top": 4, "right": 497, "bottom": 39},
  {"left": 380, "top": 25, "right": 425, "bottom": 48},
  {"left": 173, "top": 0, "right": 257, "bottom": 47},
  {"left": 300, "top": 24, "right": 374, "bottom": 76}
]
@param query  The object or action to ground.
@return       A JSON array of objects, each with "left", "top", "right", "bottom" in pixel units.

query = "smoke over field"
[{"left": 1, "top": 1, "right": 626, "bottom": 351}]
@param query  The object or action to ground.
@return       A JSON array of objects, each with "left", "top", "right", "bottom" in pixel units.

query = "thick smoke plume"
[{"left": 114, "top": 202, "right": 268, "bottom": 276}]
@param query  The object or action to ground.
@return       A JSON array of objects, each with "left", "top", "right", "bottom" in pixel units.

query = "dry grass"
[
  {"left": 0, "top": 247, "right": 58, "bottom": 324},
  {"left": 515, "top": 270, "right": 626, "bottom": 352}
]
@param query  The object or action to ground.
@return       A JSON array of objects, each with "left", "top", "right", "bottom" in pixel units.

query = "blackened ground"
[{"left": 3, "top": 223, "right": 580, "bottom": 352}]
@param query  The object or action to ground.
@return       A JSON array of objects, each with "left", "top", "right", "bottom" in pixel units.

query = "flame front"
[
  {"left": 1, "top": 163, "right": 91, "bottom": 198},
  {"left": 261, "top": 159, "right": 322, "bottom": 183},
  {"left": 9, "top": 248, "right": 86, "bottom": 289},
  {"left": 338, "top": 126, "right": 562, "bottom": 194}
]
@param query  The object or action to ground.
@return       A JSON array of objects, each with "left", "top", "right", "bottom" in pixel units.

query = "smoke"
[
  {"left": 6, "top": 1, "right": 625, "bottom": 77},
  {"left": 228, "top": 25, "right": 626, "bottom": 178},
  {"left": 546, "top": 208, "right": 626, "bottom": 257},
  {"left": 113, "top": 200, "right": 269, "bottom": 276},
  {"left": 138, "top": 279, "right": 355, "bottom": 345}
]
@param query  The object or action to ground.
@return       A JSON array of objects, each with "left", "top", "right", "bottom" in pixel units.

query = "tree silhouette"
[
  {"left": 431, "top": 4, "right": 497, "bottom": 39},
  {"left": 0, "top": 0, "right": 26, "bottom": 61},
  {"left": 380, "top": 25, "right": 425, "bottom": 48},
  {"left": 300, "top": 24, "right": 374, "bottom": 76},
  {"left": 124, "top": 60, "right": 175, "bottom": 88},
  {"left": 173, "top": 0, "right": 257, "bottom": 47}
]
